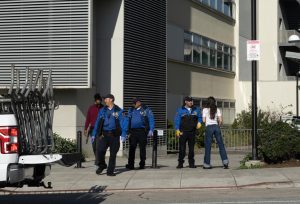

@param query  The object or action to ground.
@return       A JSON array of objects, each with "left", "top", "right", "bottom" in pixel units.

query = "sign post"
[{"left": 250, "top": 0, "right": 258, "bottom": 161}]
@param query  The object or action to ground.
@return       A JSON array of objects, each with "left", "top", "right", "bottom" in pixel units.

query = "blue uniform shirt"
[
  {"left": 174, "top": 106, "right": 202, "bottom": 130},
  {"left": 128, "top": 106, "right": 155, "bottom": 132},
  {"left": 92, "top": 105, "right": 127, "bottom": 137}
]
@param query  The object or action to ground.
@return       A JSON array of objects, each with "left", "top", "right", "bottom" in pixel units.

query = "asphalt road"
[{"left": 1, "top": 188, "right": 300, "bottom": 204}]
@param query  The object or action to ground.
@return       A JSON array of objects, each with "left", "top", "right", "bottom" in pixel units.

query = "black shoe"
[
  {"left": 203, "top": 166, "right": 212, "bottom": 169},
  {"left": 139, "top": 165, "right": 145, "bottom": 169},
  {"left": 189, "top": 164, "right": 197, "bottom": 168},
  {"left": 107, "top": 172, "right": 116, "bottom": 176},
  {"left": 96, "top": 167, "right": 104, "bottom": 175},
  {"left": 223, "top": 164, "right": 229, "bottom": 169},
  {"left": 125, "top": 164, "right": 134, "bottom": 170},
  {"left": 176, "top": 164, "right": 183, "bottom": 169}
]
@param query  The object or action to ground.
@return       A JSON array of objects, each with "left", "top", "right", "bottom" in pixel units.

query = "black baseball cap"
[
  {"left": 184, "top": 96, "right": 193, "bottom": 102},
  {"left": 132, "top": 97, "right": 141, "bottom": 104},
  {"left": 103, "top": 94, "right": 115, "bottom": 101}
]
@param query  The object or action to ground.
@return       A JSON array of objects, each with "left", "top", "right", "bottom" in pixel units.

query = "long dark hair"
[{"left": 207, "top": 96, "right": 217, "bottom": 119}]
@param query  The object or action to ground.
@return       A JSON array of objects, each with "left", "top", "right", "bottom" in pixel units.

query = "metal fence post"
[
  {"left": 152, "top": 130, "right": 158, "bottom": 168},
  {"left": 76, "top": 131, "right": 82, "bottom": 168}
]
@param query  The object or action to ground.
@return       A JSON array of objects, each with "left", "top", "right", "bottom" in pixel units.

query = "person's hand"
[
  {"left": 91, "top": 136, "right": 95, "bottom": 144},
  {"left": 121, "top": 136, "right": 126, "bottom": 143},
  {"left": 175, "top": 130, "right": 182, "bottom": 137},
  {"left": 147, "top": 130, "right": 153, "bottom": 137},
  {"left": 84, "top": 129, "right": 88, "bottom": 137},
  {"left": 196, "top": 122, "right": 202, "bottom": 129}
]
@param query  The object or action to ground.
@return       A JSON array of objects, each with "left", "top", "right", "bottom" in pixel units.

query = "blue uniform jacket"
[
  {"left": 128, "top": 105, "right": 155, "bottom": 132},
  {"left": 174, "top": 106, "right": 202, "bottom": 130},
  {"left": 92, "top": 105, "right": 127, "bottom": 138}
]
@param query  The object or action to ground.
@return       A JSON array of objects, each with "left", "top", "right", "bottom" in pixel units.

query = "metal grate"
[
  {"left": 0, "top": 0, "right": 90, "bottom": 88},
  {"left": 123, "top": 0, "right": 167, "bottom": 130}
]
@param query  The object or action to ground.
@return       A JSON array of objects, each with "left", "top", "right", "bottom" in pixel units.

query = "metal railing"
[
  {"left": 167, "top": 129, "right": 254, "bottom": 153},
  {"left": 122, "top": 129, "right": 255, "bottom": 153},
  {"left": 122, "top": 131, "right": 167, "bottom": 151}
]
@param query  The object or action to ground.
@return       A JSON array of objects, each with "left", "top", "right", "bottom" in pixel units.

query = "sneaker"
[
  {"left": 189, "top": 164, "right": 197, "bottom": 168},
  {"left": 107, "top": 172, "right": 116, "bottom": 176},
  {"left": 96, "top": 167, "right": 104, "bottom": 175},
  {"left": 139, "top": 165, "right": 145, "bottom": 170},
  {"left": 176, "top": 164, "right": 183, "bottom": 169},
  {"left": 203, "top": 166, "right": 212, "bottom": 169},
  {"left": 223, "top": 164, "right": 229, "bottom": 169},
  {"left": 125, "top": 164, "right": 134, "bottom": 170}
]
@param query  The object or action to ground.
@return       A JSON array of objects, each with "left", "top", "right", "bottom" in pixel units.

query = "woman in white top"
[{"left": 202, "top": 96, "right": 229, "bottom": 169}]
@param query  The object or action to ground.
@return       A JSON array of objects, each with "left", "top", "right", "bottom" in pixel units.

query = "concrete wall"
[
  {"left": 235, "top": 0, "right": 297, "bottom": 115},
  {"left": 167, "top": 61, "right": 235, "bottom": 120},
  {"left": 167, "top": 24, "right": 184, "bottom": 61},
  {"left": 95, "top": 0, "right": 124, "bottom": 105},
  {"left": 168, "top": 0, "right": 235, "bottom": 46},
  {"left": 167, "top": 0, "right": 236, "bottom": 121},
  {"left": 258, "top": 0, "right": 279, "bottom": 81}
]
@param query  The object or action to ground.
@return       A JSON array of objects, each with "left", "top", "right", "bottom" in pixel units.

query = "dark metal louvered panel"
[
  {"left": 124, "top": 0, "right": 167, "bottom": 129},
  {"left": 0, "top": 0, "right": 90, "bottom": 88},
  {"left": 280, "top": 0, "right": 300, "bottom": 30}
]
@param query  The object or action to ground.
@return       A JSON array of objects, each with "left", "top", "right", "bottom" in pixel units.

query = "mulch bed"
[{"left": 263, "top": 159, "right": 300, "bottom": 168}]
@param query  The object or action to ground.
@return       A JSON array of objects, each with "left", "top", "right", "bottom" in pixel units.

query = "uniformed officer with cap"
[
  {"left": 174, "top": 96, "right": 202, "bottom": 168},
  {"left": 92, "top": 94, "right": 127, "bottom": 176},
  {"left": 125, "top": 97, "right": 155, "bottom": 170}
]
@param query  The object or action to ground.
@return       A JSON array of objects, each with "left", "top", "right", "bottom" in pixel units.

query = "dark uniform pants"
[
  {"left": 178, "top": 131, "right": 196, "bottom": 165},
  {"left": 95, "top": 131, "right": 120, "bottom": 174},
  {"left": 128, "top": 129, "right": 147, "bottom": 167}
]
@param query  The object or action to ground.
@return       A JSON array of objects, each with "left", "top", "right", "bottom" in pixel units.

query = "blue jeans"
[{"left": 204, "top": 125, "right": 228, "bottom": 167}]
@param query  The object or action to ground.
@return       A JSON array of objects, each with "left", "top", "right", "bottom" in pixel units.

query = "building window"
[
  {"left": 210, "top": 0, "right": 216, "bottom": 9},
  {"left": 217, "top": 0, "right": 223, "bottom": 12},
  {"left": 224, "top": 1, "right": 232, "bottom": 16},
  {"left": 198, "top": 0, "right": 233, "bottom": 18},
  {"left": 202, "top": 0, "right": 209, "bottom": 5},
  {"left": 193, "top": 35, "right": 201, "bottom": 63},
  {"left": 184, "top": 32, "right": 192, "bottom": 62},
  {"left": 184, "top": 31, "right": 235, "bottom": 72}
]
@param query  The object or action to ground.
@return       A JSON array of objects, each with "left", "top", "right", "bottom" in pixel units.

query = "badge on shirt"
[
  {"left": 140, "top": 111, "right": 146, "bottom": 116},
  {"left": 192, "top": 111, "right": 198, "bottom": 115},
  {"left": 112, "top": 112, "right": 119, "bottom": 118}
]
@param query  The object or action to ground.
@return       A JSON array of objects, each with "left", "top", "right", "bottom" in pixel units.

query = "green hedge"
[
  {"left": 258, "top": 121, "right": 300, "bottom": 163},
  {"left": 52, "top": 133, "right": 78, "bottom": 154},
  {"left": 231, "top": 106, "right": 300, "bottom": 164}
]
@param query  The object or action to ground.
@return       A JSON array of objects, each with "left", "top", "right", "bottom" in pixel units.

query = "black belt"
[
  {"left": 131, "top": 128, "right": 145, "bottom": 131},
  {"left": 103, "top": 130, "right": 116, "bottom": 137}
]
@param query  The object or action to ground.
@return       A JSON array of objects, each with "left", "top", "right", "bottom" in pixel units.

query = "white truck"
[{"left": 0, "top": 65, "right": 78, "bottom": 188}]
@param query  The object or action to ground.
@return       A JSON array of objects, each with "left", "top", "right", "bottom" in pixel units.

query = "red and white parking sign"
[{"left": 247, "top": 40, "right": 260, "bottom": 61}]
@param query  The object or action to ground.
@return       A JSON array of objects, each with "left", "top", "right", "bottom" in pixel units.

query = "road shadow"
[{"left": 0, "top": 185, "right": 111, "bottom": 204}]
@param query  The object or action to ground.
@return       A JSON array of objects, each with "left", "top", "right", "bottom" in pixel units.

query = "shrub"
[
  {"left": 258, "top": 121, "right": 300, "bottom": 164},
  {"left": 52, "top": 133, "right": 78, "bottom": 154},
  {"left": 195, "top": 124, "right": 206, "bottom": 148}
]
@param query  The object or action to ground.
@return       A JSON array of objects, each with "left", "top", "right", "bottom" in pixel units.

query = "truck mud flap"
[{"left": 57, "top": 153, "right": 82, "bottom": 167}]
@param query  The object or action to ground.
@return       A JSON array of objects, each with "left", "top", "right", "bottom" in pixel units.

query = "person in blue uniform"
[
  {"left": 92, "top": 94, "right": 127, "bottom": 176},
  {"left": 174, "top": 96, "right": 202, "bottom": 168},
  {"left": 125, "top": 97, "right": 155, "bottom": 170}
]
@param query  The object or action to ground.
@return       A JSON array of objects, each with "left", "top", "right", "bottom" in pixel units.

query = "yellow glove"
[
  {"left": 196, "top": 122, "right": 202, "bottom": 129},
  {"left": 176, "top": 130, "right": 182, "bottom": 137}
]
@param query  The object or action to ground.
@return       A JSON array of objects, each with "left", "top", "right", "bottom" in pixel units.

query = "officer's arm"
[
  {"left": 92, "top": 109, "right": 103, "bottom": 137},
  {"left": 119, "top": 109, "right": 127, "bottom": 137},
  {"left": 197, "top": 107, "right": 203, "bottom": 123},
  {"left": 147, "top": 108, "right": 155, "bottom": 132},
  {"left": 174, "top": 109, "right": 181, "bottom": 130}
]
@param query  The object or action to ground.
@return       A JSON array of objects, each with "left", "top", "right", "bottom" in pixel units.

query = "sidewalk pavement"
[{"left": 2, "top": 153, "right": 300, "bottom": 193}]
